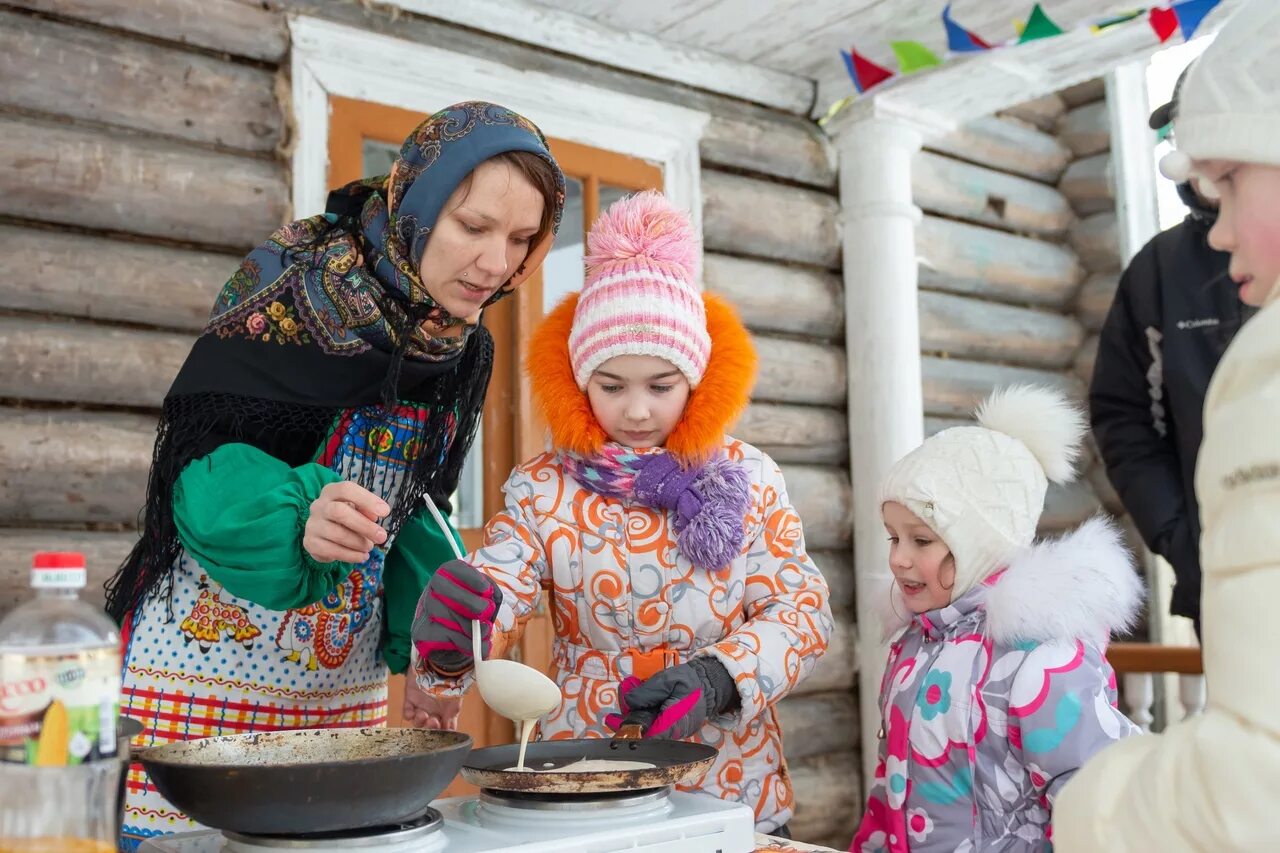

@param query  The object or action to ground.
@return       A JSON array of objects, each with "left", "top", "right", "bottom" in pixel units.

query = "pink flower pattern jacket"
[{"left": 852, "top": 518, "right": 1142, "bottom": 853}]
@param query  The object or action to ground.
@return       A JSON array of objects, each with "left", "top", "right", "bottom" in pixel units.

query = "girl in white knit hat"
[
  {"left": 410, "top": 190, "right": 832, "bottom": 835},
  {"left": 852, "top": 385, "right": 1141, "bottom": 853},
  {"left": 1056, "top": 2, "right": 1280, "bottom": 849}
]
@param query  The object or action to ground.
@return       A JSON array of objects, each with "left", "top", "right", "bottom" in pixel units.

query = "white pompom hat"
[{"left": 880, "top": 385, "right": 1087, "bottom": 600}]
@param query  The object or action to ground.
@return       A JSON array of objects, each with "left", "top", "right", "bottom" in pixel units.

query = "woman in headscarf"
[{"left": 108, "top": 101, "right": 564, "bottom": 846}]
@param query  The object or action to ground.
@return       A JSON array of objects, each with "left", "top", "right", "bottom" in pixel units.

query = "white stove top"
[{"left": 138, "top": 790, "right": 756, "bottom": 853}]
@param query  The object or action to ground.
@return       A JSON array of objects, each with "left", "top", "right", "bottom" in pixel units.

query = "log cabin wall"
[{"left": 0, "top": 1, "right": 857, "bottom": 845}]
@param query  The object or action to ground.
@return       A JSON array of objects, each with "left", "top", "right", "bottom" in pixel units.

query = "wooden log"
[
  {"left": 1076, "top": 272, "right": 1121, "bottom": 332},
  {"left": 1070, "top": 211, "right": 1123, "bottom": 273},
  {"left": 812, "top": 549, "right": 854, "bottom": 614},
  {"left": 12, "top": 0, "right": 288, "bottom": 63},
  {"left": 921, "top": 356, "right": 1084, "bottom": 418},
  {"left": 701, "top": 112, "right": 835, "bottom": 189},
  {"left": 0, "top": 115, "right": 287, "bottom": 250},
  {"left": 928, "top": 115, "right": 1072, "bottom": 183},
  {"left": 998, "top": 93, "right": 1068, "bottom": 132},
  {"left": 0, "top": 317, "right": 191, "bottom": 408},
  {"left": 0, "top": 408, "right": 155, "bottom": 526},
  {"left": 754, "top": 335, "right": 847, "bottom": 407},
  {"left": 736, "top": 403, "right": 847, "bottom": 466},
  {"left": 1040, "top": 479, "right": 1103, "bottom": 532},
  {"left": 0, "top": 224, "right": 232, "bottom": 330},
  {"left": 0, "top": 11, "right": 281, "bottom": 153},
  {"left": 1108, "top": 643, "right": 1203, "bottom": 675},
  {"left": 920, "top": 291, "right": 1086, "bottom": 370},
  {"left": 777, "top": 692, "right": 858, "bottom": 764},
  {"left": 1060, "top": 78, "right": 1108, "bottom": 108},
  {"left": 912, "top": 151, "right": 1074, "bottom": 236},
  {"left": 0, "top": 528, "right": 138, "bottom": 615},
  {"left": 917, "top": 216, "right": 1083, "bottom": 309},
  {"left": 1075, "top": 334, "right": 1100, "bottom": 383},
  {"left": 1059, "top": 101, "right": 1112, "bottom": 158},
  {"left": 703, "top": 253, "right": 843, "bottom": 339},
  {"left": 702, "top": 170, "right": 840, "bottom": 270},
  {"left": 781, "top": 465, "right": 852, "bottom": 551},
  {"left": 794, "top": 616, "right": 855, "bottom": 695},
  {"left": 1059, "top": 152, "right": 1115, "bottom": 216},
  {"left": 789, "top": 751, "right": 861, "bottom": 844}
]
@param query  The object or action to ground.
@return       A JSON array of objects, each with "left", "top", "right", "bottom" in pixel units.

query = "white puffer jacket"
[{"left": 1054, "top": 293, "right": 1280, "bottom": 851}]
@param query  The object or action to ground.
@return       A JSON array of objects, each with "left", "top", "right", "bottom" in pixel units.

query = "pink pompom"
[{"left": 584, "top": 190, "right": 700, "bottom": 282}]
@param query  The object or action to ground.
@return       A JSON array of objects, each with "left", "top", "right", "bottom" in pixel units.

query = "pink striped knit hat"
[{"left": 569, "top": 191, "right": 710, "bottom": 389}]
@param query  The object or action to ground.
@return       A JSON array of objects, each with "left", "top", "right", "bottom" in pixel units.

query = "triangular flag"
[
  {"left": 843, "top": 47, "right": 896, "bottom": 94},
  {"left": 1013, "top": 19, "right": 1027, "bottom": 37},
  {"left": 1149, "top": 6, "right": 1180, "bottom": 42},
  {"left": 891, "top": 41, "right": 943, "bottom": 74},
  {"left": 1174, "top": 0, "right": 1222, "bottom": 40},
  {"left": 1018, "top": 3, "right": 1065, "bottom": 43},
  {"left": 1091, "top": 9, "right": 1145, "bottom": 33},
  {"left": 943, "top": 3, "right": 992, "bottom": 52}
]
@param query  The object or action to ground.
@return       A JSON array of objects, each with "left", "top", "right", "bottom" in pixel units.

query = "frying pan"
[
  {"left": 139, "top": 727, "right": 471, "bottom": 835},
  {"left": 460, "top": 716, "right": 717, "bottom": 795}
]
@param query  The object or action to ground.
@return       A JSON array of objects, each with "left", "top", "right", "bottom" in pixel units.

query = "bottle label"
[{"left": 0, "top": 648, "right": 121, "bottom": 765}]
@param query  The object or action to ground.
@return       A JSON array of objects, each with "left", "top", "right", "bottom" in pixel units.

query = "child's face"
[
  {"left": 586, "top": 354, "right": 690, "bottom": 449},
  {"left": 1200, "top": 159, "right": 1280, "bottom": 307},
  {"left": 883, "top": 501, "right": 956, "bottom": 614}
]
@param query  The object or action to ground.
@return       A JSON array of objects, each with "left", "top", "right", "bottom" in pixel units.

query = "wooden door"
[{"left": 326, "top": 97, "right": 662, "bottom": 790}]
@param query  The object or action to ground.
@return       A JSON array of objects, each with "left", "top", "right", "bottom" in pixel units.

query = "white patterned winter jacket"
[{"left": 852, "top": 517, "right": 1143, "bottom": 852}]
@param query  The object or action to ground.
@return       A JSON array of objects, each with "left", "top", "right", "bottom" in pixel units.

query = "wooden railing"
[{"left": 1108, "top": 643, "right": 1205, "bottom": 732}]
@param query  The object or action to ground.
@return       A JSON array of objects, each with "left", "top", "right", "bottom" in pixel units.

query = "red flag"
[
  {"left": 1149, "top": 6, "right": 1180, "bottom": 42},
  {"left": 848, "top": 47, "right": 896, "bottom": 94}
]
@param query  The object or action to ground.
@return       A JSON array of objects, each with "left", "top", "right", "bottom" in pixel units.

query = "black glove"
[
  {"left": 605, "top": 657, "right": 740, "bottom": 739},
  {"left": 411, "top": 560, "right": 503, "bottom": 676}
]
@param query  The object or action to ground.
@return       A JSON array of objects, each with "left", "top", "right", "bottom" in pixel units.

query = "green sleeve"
[
  {"left": 380, "top": 504, "right": 463, "bottom": 674},
  {"left": 173, "top": 443, "right": 351, "bottom": 611}
]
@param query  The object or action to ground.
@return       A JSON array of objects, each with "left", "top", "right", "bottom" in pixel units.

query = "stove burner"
[
  {"left": 478, "top": 787, "right": 671, "bottom": 812},
  {"left": 222, "top": 809, "right": 443, "bottom": 848}
]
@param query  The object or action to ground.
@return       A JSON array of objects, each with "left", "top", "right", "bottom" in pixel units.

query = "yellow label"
[{"left": 0, "top": 648, "right": 120, "bottom": 766}]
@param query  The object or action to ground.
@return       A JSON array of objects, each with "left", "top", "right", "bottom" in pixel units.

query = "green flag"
[
  {"left": 1017, "top": 3, "right": 1065, "bottom": 43},
  {"left": 890, "top": 40, "right": 943, "bottom": 74}
]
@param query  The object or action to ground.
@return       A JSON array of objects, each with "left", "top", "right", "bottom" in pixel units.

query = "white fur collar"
[{"left": 879, "top": 516, "right": 1144, "bottom": 647}]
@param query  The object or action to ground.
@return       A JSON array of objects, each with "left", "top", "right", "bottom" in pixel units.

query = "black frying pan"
[
  {"left": 460, "top": 717, "right": 717, "bottom": 795},
  {"left": 139, "top": 727, "right": 471, "bottom": 835}
]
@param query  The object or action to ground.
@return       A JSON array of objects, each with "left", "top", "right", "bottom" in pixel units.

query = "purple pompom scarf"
[{"left": 560, "top": 445, "right": 751, "bottom": 571}]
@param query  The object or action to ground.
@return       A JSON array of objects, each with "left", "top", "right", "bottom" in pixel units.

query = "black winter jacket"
[{"left": 1089, "top": 186, "right": 1252, "bottom": 622}]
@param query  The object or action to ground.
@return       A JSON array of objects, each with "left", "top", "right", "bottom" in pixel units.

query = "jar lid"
[{"left": 31, "top": 551, "right": 87, "bottom": 589}]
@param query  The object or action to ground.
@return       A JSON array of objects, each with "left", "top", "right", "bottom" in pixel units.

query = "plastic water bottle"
[{"left": 0, "top": 552, "right": 122, "bottom": 852}]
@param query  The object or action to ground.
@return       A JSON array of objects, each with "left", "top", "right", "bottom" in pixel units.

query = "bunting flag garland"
[
  {"left": 1149, "top": 5, "right": 1181, "bottom": 41},
  {"left": 891, "top": 40, "right": 943, "bottom": 74},
  {"left": 834, "top": 1, "right": 1224, "bottom": 107},
  {"left": 943, "top": 3, "right": 991, "bottom": 52},
  {"left": 1017, "top": 3, "right": 1065, "bottom": 43}
]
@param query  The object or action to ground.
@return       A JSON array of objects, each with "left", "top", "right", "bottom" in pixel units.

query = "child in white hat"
[
  {"left": 1056, "top": 2, "right": 1280, "bottom": 849},
  {"left": 852, "top": 385, "right": 1141, "bottom": 853}
]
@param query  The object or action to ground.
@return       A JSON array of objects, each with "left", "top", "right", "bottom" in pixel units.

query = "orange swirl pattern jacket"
[{"left": 421, "top": 437, "right": 833, "bottom": 832}]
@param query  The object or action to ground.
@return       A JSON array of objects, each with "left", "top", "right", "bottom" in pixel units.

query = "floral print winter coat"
[
  {"left": 420, "top": 437, "right": 833, "bottom": 832},
  {"left": 852, "top": 518, "right": 1142, "bottom": 852}
]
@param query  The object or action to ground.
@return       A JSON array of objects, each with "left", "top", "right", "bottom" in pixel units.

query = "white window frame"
[{"left": 288, "top": 14, "right": 708, "bottom": 528}]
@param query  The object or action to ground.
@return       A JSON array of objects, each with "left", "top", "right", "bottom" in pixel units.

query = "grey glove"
[
  {"left": 411, "top": 560, "right": 503, "bottom": 676},
  {"left": 607, "top": 656, "right": 740, "bottom": 740}
]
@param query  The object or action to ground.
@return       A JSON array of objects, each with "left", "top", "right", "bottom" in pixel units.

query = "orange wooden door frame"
[{"left": 325, "top": 97, "right": 662, "bottom": 782}]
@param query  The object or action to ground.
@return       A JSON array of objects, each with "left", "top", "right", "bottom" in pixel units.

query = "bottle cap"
[{"left": 31, "top": 551, "right": 87, "bottom": 590}]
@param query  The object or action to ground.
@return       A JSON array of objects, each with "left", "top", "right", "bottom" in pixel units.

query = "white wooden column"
[{"left": 835, "top": 114, "right": 927, "bottom": 785}]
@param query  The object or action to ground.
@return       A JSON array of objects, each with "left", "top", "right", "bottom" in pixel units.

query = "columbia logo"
[{"left": 1177, "top": 318, "right": 1220, "bottom": 330}]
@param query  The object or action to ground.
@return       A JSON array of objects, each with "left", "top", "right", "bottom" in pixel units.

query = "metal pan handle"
[{"left": 610, "top": 708, "right": 659, "bottom": 749}]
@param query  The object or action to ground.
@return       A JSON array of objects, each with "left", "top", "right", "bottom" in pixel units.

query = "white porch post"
[{"left": 835, "top": 114, "right": 926, "bottom": 786}]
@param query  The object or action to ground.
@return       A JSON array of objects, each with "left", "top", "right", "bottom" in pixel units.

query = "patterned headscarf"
[{"left": 106, "top": 102, "right": 565, "bottom": 623}]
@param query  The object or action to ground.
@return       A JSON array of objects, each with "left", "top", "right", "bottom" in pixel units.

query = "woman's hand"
[
  {"left": 403, "top": 676, "right": 463, "bottom": 730},
  {"left": 303, "top": 481, "right": 390, "bottom": 564}
]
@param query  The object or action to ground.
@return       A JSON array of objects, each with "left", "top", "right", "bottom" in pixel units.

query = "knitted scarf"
[{"left": 560, "top": 445, "right": 751, "bottom": 571}]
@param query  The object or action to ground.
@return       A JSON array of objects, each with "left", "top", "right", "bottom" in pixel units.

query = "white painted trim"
[
  {"left": 1106, "top": 62, "right": 1162, "bottom": 264},
  {"left": 375, "top": 0, "right": 814, "bottom": 116},
  {"left": 288, "top": 14, "right": 708, "bottom": 246}
]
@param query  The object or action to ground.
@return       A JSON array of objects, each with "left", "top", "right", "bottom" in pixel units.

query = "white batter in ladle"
[{"left": 423, "top": 495, "right": 561, "bottom": 770}]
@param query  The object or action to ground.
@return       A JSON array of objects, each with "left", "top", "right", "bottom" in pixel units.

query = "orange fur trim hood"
[{"left": 525, "top": 292, "right": 758, "bottom": 463}]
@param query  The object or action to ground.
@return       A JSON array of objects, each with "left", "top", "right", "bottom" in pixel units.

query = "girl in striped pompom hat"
[{"left": 412, "top": 190, "right": 833, "bottom": 835}]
